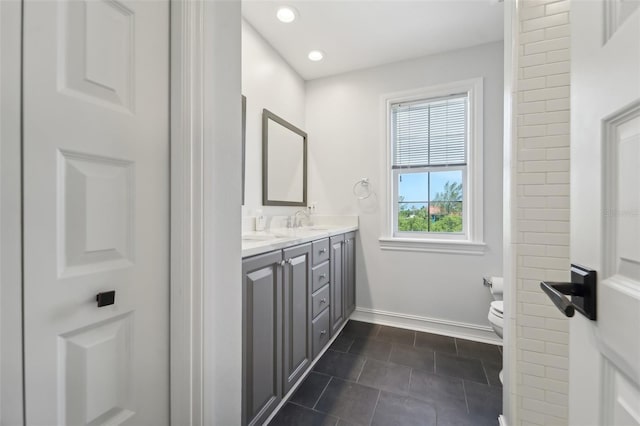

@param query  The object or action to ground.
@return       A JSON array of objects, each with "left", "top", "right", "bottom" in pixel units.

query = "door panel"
[
  {"left": 249, "top": 269, "right": 278, "bottom": 413},
  {"left": 60, "top": 0, "right": 134, "bottom": 112},
  {"left": 60, "top": 313, "right": 134, "bottom": 425},
  {"left": 603, "top": 361, "right": 640, "bottom": 425},
  {"left": 570, "top": 1, "right": 640, "bottom": 424},
  {"left": 600, "top": 109, "right": 640, "bottom": 383},
  {"left": 330, "top": 235, "right": 344, "bottom": 334},
  {"left": 58, "top": 150, "right": 134, "bottom": 277},
  {"left": 282, "top": 244, "right": 312, "bottom": 395},
  {"left": 242, "top": 251, "right": 283, "bottom": 426},
  {"left": 23, "top": 0, "right": 169, "bottom": 424},
  {"left": 345, "top": 233, "right": 356, "bottom": 316}
]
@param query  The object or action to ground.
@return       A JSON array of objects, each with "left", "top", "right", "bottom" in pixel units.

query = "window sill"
[{"left": 378, "top": 237, "right": 486, "bottom": 255}]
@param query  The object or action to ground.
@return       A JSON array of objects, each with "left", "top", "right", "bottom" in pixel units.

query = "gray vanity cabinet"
[
  {"left": 242, "top": 250, "right": 283, "bottom": 426},
  {"left": 344, "top": 232, "right": 356, "bottom": 317},
  {"left": 281, "top": 243, "right": 312, "bottom": 395},
  {"left": 242, "top": 231, "right": 357, "bottom": 426},
  {"left": 329, "top": 234, "right": 345, "bottom": 334}
]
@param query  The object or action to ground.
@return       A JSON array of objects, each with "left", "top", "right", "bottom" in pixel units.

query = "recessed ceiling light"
[
  {"left": 276, "top": 6, "right": 297, "bottom": 23},
  {"left": 308, "top": 50, "right": 324, "bottom": 62}
]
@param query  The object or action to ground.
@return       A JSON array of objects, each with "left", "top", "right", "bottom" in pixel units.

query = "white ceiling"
[{"left": 242, "top": 0, "right": 504, "bottom": 81}]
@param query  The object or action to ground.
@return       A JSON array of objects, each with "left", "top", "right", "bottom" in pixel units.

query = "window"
[
  {"left": 393, "top": 95, "right": 467, "bottom": 235},
  {"left": 380, "top": 79, "right": 485, "bottom": 254}
]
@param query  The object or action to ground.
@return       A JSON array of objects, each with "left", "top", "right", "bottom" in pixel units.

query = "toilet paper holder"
[
  {"left": 540, "top": 264, "right": 597, "bottom": 320},
  {"left": 483, "top": 277, "right": 495, "bottom": 288}
]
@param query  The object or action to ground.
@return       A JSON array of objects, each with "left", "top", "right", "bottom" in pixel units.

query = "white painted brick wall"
[{"left": 515, "top": 1, "right": 571, "bottom": 425}]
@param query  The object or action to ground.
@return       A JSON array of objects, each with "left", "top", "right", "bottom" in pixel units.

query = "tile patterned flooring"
[{"left": 269, "top": 320, "right": 502, "bottom": 426}]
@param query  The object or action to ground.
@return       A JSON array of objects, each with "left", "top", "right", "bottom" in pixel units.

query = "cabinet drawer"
[
  {"left": 311, "top": 284, "right": 330, "bottom": 318},
  {"left": 311, "top": 261, "right": 330, "bottom": 292},
  {"left": 312, "top": 308, "right": 331, "bottom": 358},
  {"left": 312, "top": 239, "right": 330, "bottom": 266}
]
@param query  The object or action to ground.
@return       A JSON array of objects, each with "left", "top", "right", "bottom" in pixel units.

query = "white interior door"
[
  {"left": 570, "top": 1, "right": 640, "bottom": 425},
  {"left": 23, "top": 0, "right": 170, "bottom": 424}
]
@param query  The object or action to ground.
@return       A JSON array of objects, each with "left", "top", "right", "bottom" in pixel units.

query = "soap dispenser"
[{"left": 255, "top": 209, "right": 266, "bottom": 231}]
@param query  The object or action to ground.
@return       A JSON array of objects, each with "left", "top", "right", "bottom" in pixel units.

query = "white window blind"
[{"left": 391, "top": 94, "right": 467, "bottom": 169}]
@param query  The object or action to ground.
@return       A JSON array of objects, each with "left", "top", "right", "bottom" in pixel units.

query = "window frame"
[{"left": 379, "top": 78, "right": 485, "bottom": 254}]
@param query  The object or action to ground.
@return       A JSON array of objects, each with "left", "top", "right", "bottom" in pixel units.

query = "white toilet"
[
  {"left": 485, "top": 276, "right": 504, "bottom": 384},
  {"left": 485, "top": 276, "right": 504, "bottom": 338},
  {"left": 488, "top": 300, "right": 504, "bottom": 338}
]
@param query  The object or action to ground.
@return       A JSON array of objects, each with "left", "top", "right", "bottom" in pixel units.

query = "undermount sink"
[
  {"left": 241, "top": 234, "right": 282, "bottom": 242},
  {"left": 289, "top": 227, "right": 330, "bottom": 233},
  {"left": 241, "top": 227, "right": 333, "bottom": 243}
]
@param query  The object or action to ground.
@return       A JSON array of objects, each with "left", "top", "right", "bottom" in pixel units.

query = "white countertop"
[{"left": 242, "top": 224, "right": 358, "bottom": 258}]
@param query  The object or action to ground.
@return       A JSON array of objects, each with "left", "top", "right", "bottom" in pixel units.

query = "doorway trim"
[
  {"left": 502, "top": 0, "right": 519, "bottom": 425},
  {"left": 0, "top": 0, "right": 24, "bottom": 424},
  {"left": 170, "top": 1, "right": 243, "bottom": 425},
  {"left": 170, "top": 0, "right": 205, "bottom": 423}
]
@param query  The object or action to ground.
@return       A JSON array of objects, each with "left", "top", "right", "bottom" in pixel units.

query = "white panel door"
[
  {"left": 23, "top": 0, "right": 169, "bottom": 424},
  {"left": 570, "top": 1, "right": 640, "bottom": 425}
]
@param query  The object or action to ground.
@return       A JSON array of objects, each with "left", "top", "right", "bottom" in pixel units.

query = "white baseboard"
[{"left": 350, "top": 307, "right": 502, "bottom": 345}]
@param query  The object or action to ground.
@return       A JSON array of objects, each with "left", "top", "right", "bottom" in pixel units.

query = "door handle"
[
  {"left": 96, "top": 290, "right": 116, "bottom": 307},
  {"left": 540, "top": 264, "right": 597, "bottom": 320},
  {"left": 540, "top": 282, "right": 577, "bottom": 317}
]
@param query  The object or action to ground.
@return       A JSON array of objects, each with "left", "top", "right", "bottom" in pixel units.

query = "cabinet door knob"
[
  {"left": 320, "top": 330, "right": 327, "bottom": 336},
  {"left": 320, "top": 298, "right": 327, "bottom": 304},
  {"left": 286, "top": 258, "right": 293, "bottom": 264},
  {"left": 319, "top": 248, "right": 327, "bottom": 254},
  {"left": 319, "top": 273, "right": 327, "bottom": 280},
  {"left": 278, "top": 260, "right": 285, "bottom": 266}
]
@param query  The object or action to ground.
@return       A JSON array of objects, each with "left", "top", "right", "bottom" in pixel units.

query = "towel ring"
[{"left": 353, "top": 178, "right": 371, "bottom": 200}]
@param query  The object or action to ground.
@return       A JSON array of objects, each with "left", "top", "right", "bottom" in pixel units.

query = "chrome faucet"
[{"left": 293, "top": 209, "right": 312, "bottom": 228}]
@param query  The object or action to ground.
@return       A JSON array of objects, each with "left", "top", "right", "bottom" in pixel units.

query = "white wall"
[
  {"left": 241, "top": 20, "right": 306, "bottom": 219},
  {"left": 514, "top": 1, "right": 571, "bottom": 424},
  {"left": 305, "top": 42, "right": 504, "bottom": 338}
]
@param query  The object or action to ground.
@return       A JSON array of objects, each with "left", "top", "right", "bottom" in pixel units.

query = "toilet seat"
[
  {"left": 488, "top": 301, "right": 504, "bottom": 338},
  {"left": 490, "top": 301, "right": 503, "bottom": 318}
]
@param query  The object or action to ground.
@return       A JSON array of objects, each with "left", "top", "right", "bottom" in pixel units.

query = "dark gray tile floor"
[{"left": 269, "top": 320, "right": 502, "bottom": 426}]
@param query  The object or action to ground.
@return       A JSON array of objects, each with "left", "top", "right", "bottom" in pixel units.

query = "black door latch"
[{"left": 96, "top": 290, "right": 116, "bottom": 308}]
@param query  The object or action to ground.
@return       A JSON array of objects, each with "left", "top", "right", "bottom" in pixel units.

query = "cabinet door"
[
  {"left": 330, "top": 234, "right": 345, "bottom": 334},
  {"left": 242, "top": 251, "right": 283, "bottom": 426},
  {"left": 282, "top": 243, "right": 312, "bottom": 395},
  {"left": 344, "top": 232, "right": 356, "bottom": 317}
]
